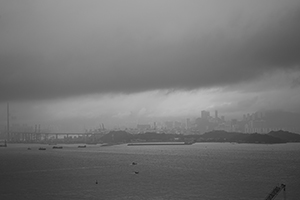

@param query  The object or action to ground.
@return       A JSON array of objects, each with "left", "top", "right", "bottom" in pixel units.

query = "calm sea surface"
[{"left": 0, "top": 143, "right": 299, "bottom": 200}]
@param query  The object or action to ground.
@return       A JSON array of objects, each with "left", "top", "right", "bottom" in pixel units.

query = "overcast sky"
[{"left": 1, "top": 0, "right": 300, "bottom": 132}]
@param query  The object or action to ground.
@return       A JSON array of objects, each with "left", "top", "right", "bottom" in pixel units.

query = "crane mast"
[{"left": 265, "top": 184, "right": 286, "bottom": 200}]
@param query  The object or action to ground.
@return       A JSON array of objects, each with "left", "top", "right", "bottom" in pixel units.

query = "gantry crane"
[{"left": 265, "top": 184, "right": 286, "bottom": 200}]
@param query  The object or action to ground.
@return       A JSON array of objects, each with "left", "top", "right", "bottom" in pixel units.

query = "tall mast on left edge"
[{"left": 7, "top": 102, "right": 9, "bottom": 142}]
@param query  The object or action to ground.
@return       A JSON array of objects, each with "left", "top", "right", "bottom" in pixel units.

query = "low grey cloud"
[
  {"left": 291, "top": 76, "right": 300, "bottom": 88},
  {"left": 1, "top": 0, "right": 300, "bottom": 103}
]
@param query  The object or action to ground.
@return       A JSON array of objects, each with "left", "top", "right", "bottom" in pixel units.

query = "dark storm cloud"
[{"left": 1, "top": 0, "right": 300, "bottom": 102}]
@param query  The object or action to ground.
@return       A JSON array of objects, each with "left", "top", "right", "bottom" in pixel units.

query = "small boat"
[
  {"left": 39, "top": 147, "right": 46, "bottom": 150},
  {"left": 78, "top": 145, "right": 86, "bottom": 148},
  {"left": 0, "top": 140, "right": 7, "bottom": 147}
]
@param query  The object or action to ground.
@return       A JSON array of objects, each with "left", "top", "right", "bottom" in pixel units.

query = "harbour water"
[{"left": 0, "top": 143, "right": 299, "bottom": 200}]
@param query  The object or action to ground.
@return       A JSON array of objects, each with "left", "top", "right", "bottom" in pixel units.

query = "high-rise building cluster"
[{"left": 135, "top": 110, "right": 300, "bottom": 134}]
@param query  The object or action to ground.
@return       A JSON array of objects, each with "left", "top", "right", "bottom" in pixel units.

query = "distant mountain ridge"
[
  {"left": 201, "top": 130, "right": 300, "bottom": 144},
  {"left": 268, "top": 130, "right": 300, "bottom": 142}
]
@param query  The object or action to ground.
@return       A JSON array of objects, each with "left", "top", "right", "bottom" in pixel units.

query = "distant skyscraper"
[
  {"left": 165, "top": 121, "right": 174, "bottom": 129},
  {"left": 137, "top": 124, "right": 151, "bottom": 130},
  {"left": 174, "top": 121, "right": 182, "bottom": 129},
  {"left": 221, "top": 116, "right": 225, "bottom": 121},
  {"left": 201, "top": 110, "right": 210, "bottom": 119},
  {"left": 186, "top": 118, "right": 191, "bottom": 129},
  {"left": 215, "top": 110, "right": 218, "bottom": 119}
]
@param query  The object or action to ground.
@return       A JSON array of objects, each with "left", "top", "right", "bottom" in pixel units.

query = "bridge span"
[{"left": 5, "top": 132, "right": 105, "bottom": 143}]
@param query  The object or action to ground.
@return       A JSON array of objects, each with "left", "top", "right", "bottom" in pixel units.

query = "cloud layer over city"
[{"left": 1, "top": 0, "right": 300, "bottom": 131}]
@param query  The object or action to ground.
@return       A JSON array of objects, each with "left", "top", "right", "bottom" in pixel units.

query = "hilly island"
[{"left": 99, "top": 130, "right": 300, "bottom": 145}]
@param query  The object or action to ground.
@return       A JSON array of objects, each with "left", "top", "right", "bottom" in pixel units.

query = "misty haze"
[{"left": 1, "top": 0, "right": 300, "bottom": 199}]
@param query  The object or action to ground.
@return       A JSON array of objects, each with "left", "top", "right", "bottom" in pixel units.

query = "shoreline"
[{"left": 127, "top": 142, "right": 193, "bottom": 146}]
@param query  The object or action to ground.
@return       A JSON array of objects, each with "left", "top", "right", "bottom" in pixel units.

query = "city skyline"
[
  {"left": 1, "top": 0, "right": 300, "bottom": 132},
  {"left": 2, "top": 108, "right": 300, "bottom": 135}
]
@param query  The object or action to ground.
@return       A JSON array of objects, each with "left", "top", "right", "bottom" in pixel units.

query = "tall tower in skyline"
[
  {"left": 201, "top": 110, "right": 210, "bottom": 119},
  {"left": 186, "top": 118, "right": 191, "bottom": 129},
  {"left": 215, "top": 110, "right": 218, "bottom": 119}
]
